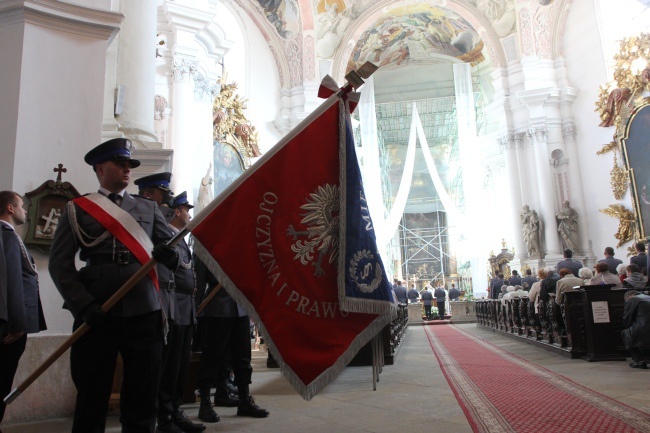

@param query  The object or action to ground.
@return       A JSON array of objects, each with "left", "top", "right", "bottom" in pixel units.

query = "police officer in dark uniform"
[
  {"left": 156, "top": 192, "right": 204, "bottom": 433},
  {"left": 194, "top": 257, "right": 269, "bottom": 423},
  {"left": 49, "top": 138, "right": 179, "bottom": 433},
  {"left": 134, "top": 172, "right": 178, "bottom": 333}
]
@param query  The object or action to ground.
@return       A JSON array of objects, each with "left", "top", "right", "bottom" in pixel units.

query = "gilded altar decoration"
[
  {"left": 599, "top": 205, "right": 637, "bottom": 248},
  {"left": 595, "top": 33, "right": 650, "bottom": 246},
  {"left": 212, "top": 77, "right": 261, "bottom": 159},
  {"left": 610, "top": 153, "right": 629, "bottom": 200}
]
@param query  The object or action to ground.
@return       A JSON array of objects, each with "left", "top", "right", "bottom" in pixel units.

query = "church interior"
[{"left": 1, "top": 0, "right": 650, "bottom": 431}]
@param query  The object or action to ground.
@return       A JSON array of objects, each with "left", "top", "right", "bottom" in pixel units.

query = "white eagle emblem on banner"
[{"left": 287, "top": 184, "right": 339, "bottom": 277}]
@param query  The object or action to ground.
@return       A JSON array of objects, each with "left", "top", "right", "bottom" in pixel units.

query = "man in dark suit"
[
  {"left": 599, "top": 246, "right": 623, "bottom": 275},
  {"left": 509, "top": 270, "right": 522, "bottom": 286},
  {"left": 407, "top": 285, "right": 419, "bottom": 303},
  {"left": 49, "top": 138, "right": 179, "bottom": 433},
  {"left": 448, "top": 284, "right": 460, "bottom": 301},
  {"left": 622, "top": 291, "right": 650, "bottom": 369},
  {"left": 0, "top": 191, "right": 46, "bottom": 426},
  {"left": 194, "top": 257, "right": 269, "bottom": 423},
  {"left": 521, "top": 269, "right": 538, "bottom": 291},
  {"left": 434, "top": 284, "right": 446, "bottom": 319},
  {"left": 393, "top": 280, "right": 407, "bottom": 304},
  {"left": 156, "top": 192, "right": 204, "bottom": 433},
  {"left": 491, "top": 273, "right": 504, "bottom": 299},
  {"left": 630, "top": 242, "right": 647, "bottom": 271},
  {"left": 556, "top": 249, "right": 583, "bottom": 277}
]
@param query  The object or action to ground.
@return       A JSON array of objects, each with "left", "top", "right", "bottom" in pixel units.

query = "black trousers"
[
  {"left": 629, "top": 347, "right": 647, "bottom": 362},
  {"left": 438, "top": 302, "right": 446, "bottom": 318},
  {"left": 158, "top": 322, "right": 193, "bottom": 419},
  {"left": 0, "top": 333, "right": 27, "bottom": 423},
  {"left": 424, "top": 305, "right": 433, "bottom": 319},
  {"left": 197, "top": 316, "right": 252, "bottom": 390},
  {"left": 70, "top": 311, "right": 163, "bottom": 433}
]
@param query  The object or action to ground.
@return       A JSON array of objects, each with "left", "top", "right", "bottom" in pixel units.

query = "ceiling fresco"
[
  {"left": 347, "top": 4, "right": 486, "bottom": 72},
  {"left": 467, "top": 0, "right": 516, "bottom": 38},
  {"left": 255, "top": 0, "right": 301, "bottom": 38}
]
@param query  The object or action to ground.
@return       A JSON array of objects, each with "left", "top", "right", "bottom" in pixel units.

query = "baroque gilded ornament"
[
  {"left": 212, "top": 77, "right": 261, "bottom": 158},
  {"left": 599, "top": 205, "right": 637, "bottom": 248},
  {"left": 595, "top": 33, "right": 650, "bottom": 245}
]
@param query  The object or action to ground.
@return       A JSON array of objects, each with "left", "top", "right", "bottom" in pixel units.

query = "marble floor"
[{"left": 2, "top": 324, "right": 648, "bottom": 433}]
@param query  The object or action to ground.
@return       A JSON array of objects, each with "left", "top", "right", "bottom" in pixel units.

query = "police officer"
[
  {"left": 134, "top": 172, "right": 178, "bottom": 334},
  {"left": 194, "top": 258, "right": 269, "bottom": 423},
  {"left": 155, "top": 192, "right": 204, "bottom": 433},
  {"left": 49, "top": 138, "right": 179, "bottom": 433}
]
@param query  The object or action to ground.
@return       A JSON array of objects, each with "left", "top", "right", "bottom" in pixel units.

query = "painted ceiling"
[{"left": 254, "top": 0, "right": 521, "bottom": 69}]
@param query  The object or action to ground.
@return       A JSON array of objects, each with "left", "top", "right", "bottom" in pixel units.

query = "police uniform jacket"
[
  {"left": 156, "top": 205, "right": 178, "bottom": 322},
  {"left": 49, "top": 193, "right": 173, "bottom": 319},
  {"left": 172, "top": 232, "right": 196, "bottom": 326},
  {"left": 1, "top": 222, "right": 46, "bottom": 336},
  {"left": 194, "top": 256, "right": 245, "bottom": 318},
  {"left": 556, "top": 259, "right": 583, "bottom": 277}
]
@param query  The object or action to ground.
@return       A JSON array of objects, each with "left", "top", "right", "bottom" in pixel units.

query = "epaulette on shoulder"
[{"left": 132, "top": 194, "right": 153, "bottom": 201}]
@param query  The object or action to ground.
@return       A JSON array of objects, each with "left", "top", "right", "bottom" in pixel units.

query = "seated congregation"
[{"left": 479, "top": 247, "right": 650, "bottom": 369}]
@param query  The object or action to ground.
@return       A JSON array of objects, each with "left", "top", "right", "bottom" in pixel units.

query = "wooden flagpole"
[{"left": 3, "top": 228, "right": 189, "bottom": 405}]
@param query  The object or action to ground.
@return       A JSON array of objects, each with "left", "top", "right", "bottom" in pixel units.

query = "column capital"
[
  {"left": 194, "top": 78, "right": 220, "bottom": 103},
  {"left": 171, "top": 56, "right": 198, "bottom": 83},
  {"left": 527, "top": 127, "right": 548, "bottom": 144},
  {"left": 497, "top": 133, "right": 517, "bottom": 151},
  {"left": 562, "top": 122, "right": 576, "bottom": 142}
]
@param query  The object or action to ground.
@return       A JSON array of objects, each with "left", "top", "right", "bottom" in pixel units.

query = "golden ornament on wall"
[
  {"left": 212, "top": 77, "right": 261, "bottom": 159},
  {"left": 610, "top": 153, "right": 629, "bottom": 200},
  {"left": 599, "top": 205, "right": 637, "bottom": 249},
  {"left": 595, "top": 33, "right": 650, "bottom": 247}
]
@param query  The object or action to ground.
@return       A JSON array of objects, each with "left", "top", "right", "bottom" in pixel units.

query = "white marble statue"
[
  {"left": 556, "top": 200, "right": 579, "bottom": 252},
  {"left": 521, "top": 205, "right": 543, "bottom": 258},
  {"left": 197, "top": 162, "right": 214, "bottom": 212}
]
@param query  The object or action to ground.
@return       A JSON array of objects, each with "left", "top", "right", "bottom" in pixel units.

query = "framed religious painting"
[
  {"left": 24, "top": 164, "right": 81, "bottom": 253},
  {"left": 621, "top": 103, "right": 650, "bottom": 239},
  {"left": 213, "top": 140, "right": 246, "bottom": 197}
]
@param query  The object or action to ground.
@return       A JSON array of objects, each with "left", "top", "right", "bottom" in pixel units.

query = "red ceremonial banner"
[{"left": 188, "top": 95, "right": 389, "bottom": 399}]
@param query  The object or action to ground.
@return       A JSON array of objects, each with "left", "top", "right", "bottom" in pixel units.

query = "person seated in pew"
[
  {"left": 578, "top": 267, "right": 593, "bottom": 286},
  {"left": 501, "top": 285, "right": 515, "bottom": 304},
  {"left": 622, "top": 290, "right": 650, "bottom": 369},
  {"left": 590, "top": 262, "right": 621, "bottom": 287},
  {"left": 556, "top": 268, "right": 583, "bottom": 305},
  {"left": 528, "top": 270, "right": 545, "bottom": 315},
  {"left": 623, "top": 264, "right": 647, "bottom": 290},
  {"left": 539, "top": 267, "right": 560, "bottom": 303},
  {"left": 617, "top": 263, "right": 628, "bottom": 284},
  {"left": 498, "top": 285, "right": 508, "bottom": 299}
]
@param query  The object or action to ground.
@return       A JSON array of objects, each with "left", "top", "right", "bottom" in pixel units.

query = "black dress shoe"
[
  {"left": 629, "top": 361, "right": 648, "bottom": 369},
  {"left": 173, "top": 410, "right": 206, "bottom": 433},
  {"left": 237, "top": 395, "right": 269, "bottom": 418},
  {"left": 214, "top": 391, "right": 239, "bottom": 407},
  {"left": 198, "top": 404, "right": 220, "bottom": 423},
  {"left": 156, "top": 419, "right": 183, "bottom": 433}
]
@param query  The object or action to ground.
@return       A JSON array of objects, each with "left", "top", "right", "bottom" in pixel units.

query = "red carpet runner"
[{"left": 424, "top": 325, "right": 650, "bottom": 433}]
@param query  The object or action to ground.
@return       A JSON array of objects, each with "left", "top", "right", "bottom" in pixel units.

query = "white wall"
[{"left": 562, "top": 0, "right": 650, "bottom": 260}]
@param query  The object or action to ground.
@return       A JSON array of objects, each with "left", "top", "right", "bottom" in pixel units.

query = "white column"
[
  {"left": 528, "top": 127, "right": 562, "bottom": 256},
  {"left": 114, "top": 0, "right": 159, "bottom": 146},
  {"left": 170, "top": 56, "right": 199, "bottom": 195},
  {"left": 191, "top": 77, "right": 221, "bottom": 206},
  {"left": 499, "top": 134, "right": 528, "bottom": 261}
]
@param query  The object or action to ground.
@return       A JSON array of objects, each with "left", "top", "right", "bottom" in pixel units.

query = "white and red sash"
[{"left": 73, "top": 193, "right": 159, "bottom": 290}]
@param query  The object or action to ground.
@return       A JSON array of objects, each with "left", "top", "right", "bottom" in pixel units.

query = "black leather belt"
[
  {"left": 175, "top": 287, "right": 197, "bottom": 297},
  {"left": 86, "top": 252, "right": 139, "bottom": 266}
]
